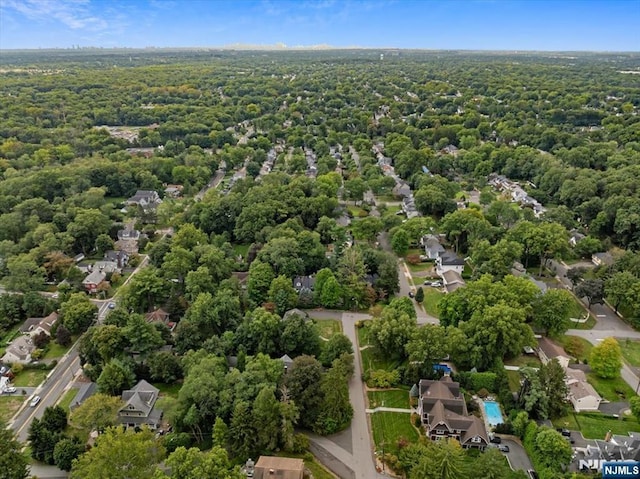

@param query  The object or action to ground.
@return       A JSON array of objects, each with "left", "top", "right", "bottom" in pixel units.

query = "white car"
[
  {"left": 4, "top": 386, "right": 17, "bottom": 394},
  {"left": 30, "top": 395, "right": 41, "bottom": 407}
]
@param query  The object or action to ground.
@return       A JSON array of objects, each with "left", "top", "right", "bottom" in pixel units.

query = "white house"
[
  {"left": 421, "top": 234, "right": 445, "bottom": 260},
  {"left": 566, "top": 368, "right": 602, "bottom": 412},
  {"left": 1, "top": 335, "right": 36, "bottom": 364},
  {"left": 537, "top": 337, "right": 571, "bottom": 369},
  {"left": 435, "top": 252, "right": 465, "bottom": 276}
]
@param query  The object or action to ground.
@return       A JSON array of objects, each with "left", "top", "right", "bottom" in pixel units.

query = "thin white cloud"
[{"left": 1, "top": 0, "right": 108, "bottom": 30}]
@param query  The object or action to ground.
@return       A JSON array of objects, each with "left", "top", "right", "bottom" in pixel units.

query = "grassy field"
[
  {"left": 553, "top": 412, "right": 640, "bottom": 439},
  {"left": 368, "top": 389, "right": 410, "bottom": 409},
  {"left": 316, "top": 319, "right": 342, "bottom": 340},
  {"left": 13, "top": 369, "right": 48, "bottom": 387},
  {"left": 587, "top": 373, "right": 636, "bottom": 401},
  {"left": 232, "top": 243, "right": 251, "bottom": 259},
  {"left": 153, "top": 382, "right": 182, "bottom": 398},
  {"left": 57, "top": 388, "right": 78, "bottom": 411},
  {"left": 566, "top": 297, "right": 596, "bottom": 330},
  {"left": 370, "top": 412, "right": 420, "bottom": 454},
  {"left": 42, "top": 342, "right": 70, "bottom": 360},
  {"left": 0, "top": 396, "right": 24, "bottom": 423},
  {"left": 504, "top": 355, "right": 542, "bottom": 368},
  {"left": 506, "top": 370, "right": 522, "bottom": 392},
  {"left": 361, "top": 346, "right": 403, "bottom": 373},
  {"left": 619, "top": 339, "right": 640, "bottom": 367},
  {"left": 406, "top": 262, "right": 433, "bottom": 274},
  {"left": 422, "top": 288, "right": 443, "bottom": 318},
  {"left": 357, "top": 324, "right": 372, "bottom": 347}
]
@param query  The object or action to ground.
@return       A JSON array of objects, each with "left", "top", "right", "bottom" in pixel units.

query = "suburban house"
[
  {"left": 441, "top": 144, "right": 460, "bottom": 156},
  {"left": 116, "top": 223, "right": 142, "bottom": 254},
  {"left": 19, "top": 312, "right": 59, "bottom": 337},
  {"left": 92, "top": 261, "right": 120, "bottom": 274},
  {"left": 1, "top": 335, "right": 36, "bottom": 364},
  {"left": 418, "top": 376, "right": 489, "bottom": 449},
  {"left": 441, "top": 270, "right": 466, "bottom": 294},
  {"left": 592, "top": 252, "right": 614, "bottom": 267},
  {"left": 565, "top": 368, "right": 602, "bottom": 412},
  {"left": 537, "top": 337, "right": 571, "bottom": 369},
  {"left": 572, "top": 432, "right": 640, "bottom": 473},
  {"left": 420, "top": 234, "right": 445, "bottom": 259},
  {"left": 569, "top": 230, "right": 586, "bottom": 247},
  {"left": 118, "top": 380, "right": 163, "bottom": 430},
  {"left": 70, "top": 382, "right": 97, "bottom": 411},
  {"left": 435, "top": 251, "right": 465, "bottom": 276},
  {"left": 280, "top": 354, "right": 294, "bottom": 372},
  {"left": 82, "top": 270, "right": 106, "bottom": 294},
  {"left": 126, "top": 190, "right": 162, "bottom": 210},
  {"left": 164, "top": 184, "right": 183, "bottom": 198},
  {"left": 402, "top": 196, "right": 419, "bottom": 219},
  {"left": 392, "top": 181, "right": 412, "bottom": 198},
  {"left": 104, "top": 250, "right": 129, "bottom": 269},
  {"left": 145, "top": 308, "right": 175, "bottom": 332},
  {"left": 293, "top": 276, "right": 315, "bottom": 294},
  {"left": 253, "top": 456, "right": 304, "bottom": 479}
]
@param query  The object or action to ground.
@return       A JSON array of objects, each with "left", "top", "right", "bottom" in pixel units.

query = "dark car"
[
  {"left": 527, "top": 470, "right": 539, "bottom": 479},
  {"left": 490, "top": 435, "right": 502, "bottom": 444},
  {"left": 408, "top": 291, "right": 415, "bottom": 298}
]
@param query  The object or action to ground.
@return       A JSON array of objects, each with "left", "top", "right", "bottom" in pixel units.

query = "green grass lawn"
[
  {"left": 565, "top": 296, "right": 596, "bottom": 330},
  {"left": 587, "top": 373, "right": 636, "bottom": 401},
  {"left": 506, "top": 370, "right": 522, "bottom": 392},
  {"left": 275, "top": 452, "right": 337, "bottom": 479},
  {"left": 422, "top": 288, "right": 443, "bottom": 318},
  {"left": 504, "top": 355, "right": 542, "bottom": 368},
  {"left": 553, "top": 412, "right": 640, "bottom": 439},
  {"left": 361, "top": 346, "right": 403, "bottom": 373},
  {"left": 347, "top": 206, "right": 368, "bottom": 218},
  {"left": 13, "top": 369, "right": 48, "bottom": 387},
  {"left": 42, "top": 342, "right": 70, "bottom": 360},
  {"left": 153, "top": 382, "right": 182, "bottom": 398},
  {"left": 0, "top": 396, "right": 24, "bottom": 423},
  {"left": 368, "top": 389, "right": 410, "bottom": 409},
  {"left": 370, "top": 412, "right": 420, "bottom": 454},
  {"left": 57, "top": 388, "right": 78, "bottom": 411},
  {"left": 407, "top": 262, "right": 433, "bottom": 274},
  {"left": 233, "top": 243, "right": 251, "bottom": 259},
  {"left": 619, "top": 339, "right": 640, "bottom": 367},
  {"left": 357, "top": 324, "right": 372, "bottom": 347},
  {"left": 316, "top": 319, "right": 342, "bottom": 339}
]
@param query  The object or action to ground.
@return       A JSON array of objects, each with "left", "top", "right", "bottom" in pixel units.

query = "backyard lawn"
[
  {"left": 370, "top": 411, "right": 420, "bottom": 454},
  {"left": 504, "top": 355, "right": 542, "bottom": 368},
  {"left": 566, "top": 297, "right": 596, "bottom": 330},
  {"left": 557, "top": 335, "right": 593, "bottom": 363},
  {"left": 316, "top": 319, "right": 342, "bottom": 340},
  {"left": 57, "top": 388, "right": 78, "bottom": 411},
  {"left": 587, "top": 373, "right": 635, "bottom": 401},
  {"left": 347, "top": 206, "right": 368, "bottom": 218},
  {"left": 506, "top": 370, "right": 522, "bottom": 392},
  {"left": 357, "top": 324, "right": 372, "bottom": 347},
  {"left": 619, "top": 339, "right": 640, "bottom": 367},
  {"left": 13, "top": 369, "right": 48, "bottom": 387},
  {"left": 368, "top": 389, "right": 410, "bottom": 409},
  {"left": 0, "top": 396, "right": 24, "bottom": 423},
  {"left": 553, "top": 412, "right": 640, "bottom": 439},
  {"left": 361, "top": 346, "right": 403, "bottom": 373},
  {"left": 153, "top": 382, "right": 182, "bottom": 398},
  {"left": 232, "top": 243, "right": 251, "bottom": 259}
]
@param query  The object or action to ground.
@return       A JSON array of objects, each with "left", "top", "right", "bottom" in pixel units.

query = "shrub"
[
  {"left": 477, "top": 388, "right": 489, "bottom": 398},
  {"left": 367, "top": 369, "right": 400, "bottom": 388},
  {"left": 494, "top": 423, "right": 513, "bottom": 434},
  {"left": 291, "top": 433, "right": 310, "bottom": 453},
  {"left": 406, "top": 254, "right": 421, "bottom": 265}
]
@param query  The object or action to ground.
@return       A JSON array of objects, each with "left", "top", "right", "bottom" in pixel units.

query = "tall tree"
[
  {"left": 70, "top": 427, "right": 165, "bottom": 479},
  {"left": 268, "top": 275, "right": 298, "bottom": 317},
  {"left": 69, "top": 394, "right": 123, "bottom": 432},
  {"left": 589, "top": 337, "right": 623, "bottom": 379},
  {"left": 532, "top": 289, "right": 574, "bottom": 336},
  {"left": 0, "top": 422, "right": 29, "bottom": 479}
]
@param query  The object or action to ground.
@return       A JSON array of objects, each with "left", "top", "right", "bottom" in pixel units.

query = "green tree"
[
  {"left": 391, "top": 229, "right": 410, "bottom": 256},
  {"left": 247, "top": 260, "right": 275, "bottom": 306},
  {"left": 97, "top": 358, "right": 135, "bottom": 396},
  {"left": 69, "top": 394, "right": 123, "bottom": 431},
  {"left": 148, "top": 351, "right": 183, "bottom": 383},
  {"left": 53, "top": 437, "right": 85, "bottom": 471},
  {"left": 405, "top": 324, "right": 448, "bottom": 365},
  {"left": 253, "top": 386, "right": 281, "bottom": 452},
  {"left": 123, "top": 313, "right": 164, "bottom": 356},
  {"left": 95, "top": 233, "right": 114, "bottom": 255},
  {"left": 574, "top": 278, "right": 604, "bottom": 308},
  {"left": 268, "top": 275, "right": 298, "bottom": 316},
  {"left": 532, "top": 289, "right": 574, "bottom": 336},
  {"left": 589, "top": 337, "right": 622, "bottom": 379},
  {"left": 164, "top": 446, "right": 243, "bottom": 479},
  {"left": 320, "top": 275, "right": 343, "bottom": 308},
  {"left": 414, "top": 286, "right": 424, "bottom": 304},
  {"left": 3, "top": 254, "right": 46, "bottom": 292},
  {"left": 60, "top": 293, "right": 98, "bottom": 334},
  {"left": 319, "top": 333, "right": 354, "bottom": 367},
  {"left": 605, "top": 271, "right": 638, "bottom": 313},
  {"left": 122, "top": 267, "right": 170, "bottom": 313},
  {"left": 0, "top": 422, "right": 29, "bottom": 479},
  {"left": 285, "top": 355, "right": 324, "bottom": 429},
  {"left": 409, "top": 439, "right": 467, "bottom": 479},
  {"left": 70, "top": 427, "right": 165, "bottom": 479},
  {"left": 534, "top": 427, "right": 572, "bottom": 471},
  {"left": 630, "top": 396, "right": 640, "bottom": 422},
  {"left": 314, "top": 360, "right": 353, "bottom": 435},
  {"left": 475, "top": 447, "right": 514, "bottom": 479},
  {"left": 229, "top": 401, "right": 258, "bottom": 460},
  {"left": 212, "top": 417, "right": 229, "bottom": 449},
  {"left": 369, "top": 307, "right": 417, "bottom": 360}
]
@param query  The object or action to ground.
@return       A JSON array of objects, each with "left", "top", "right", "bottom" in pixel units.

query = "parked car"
[
  {"left": 108, "top": 302, "right": 116, "bottom": 309},
  {"left": 490, "top": 435, "right": 502, "bottom": 444},
  {"left": 498, "top": 444, "right": 510, "bottom": 452},
  {"left": 408, "top": 291, "right": 415, "bottom": 298},
  {"left": 527, "top": 470, "right": 539, "bottom": 479},
  {"left": 557, "top": 428, "right": 571, "bottom": 437},
  {"left": 3, "top": 386, "right": 16, "bottom": 394},
  {"left": 30, "top": 395, "right": 41, "bottom": 407}
]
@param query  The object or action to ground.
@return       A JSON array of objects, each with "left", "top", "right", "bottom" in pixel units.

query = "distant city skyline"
[{"left": 0, "top": 0, "right": 639, "bottom": 52}]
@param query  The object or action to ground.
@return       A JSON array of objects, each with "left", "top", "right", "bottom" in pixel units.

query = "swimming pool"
[{"left": 483, "top": 400, "right": 504, "bottom": 426}]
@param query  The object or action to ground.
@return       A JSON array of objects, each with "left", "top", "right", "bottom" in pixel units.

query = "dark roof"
[
  {"left": 537, "top": 337, "right": 570, "bottom": 360},
  {"left": 439, "top": 252, "right": 465, "bottom": 266},
  {"left": 293, "top": 276, "right": 315, "bottom": 291},
  {"left": 70, "top": 382, "right": 97, "bottom": 411}
]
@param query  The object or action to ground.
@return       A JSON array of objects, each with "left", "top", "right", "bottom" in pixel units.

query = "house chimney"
[{"left": 605, "top": 430, "right": 612, "bottom": 442}]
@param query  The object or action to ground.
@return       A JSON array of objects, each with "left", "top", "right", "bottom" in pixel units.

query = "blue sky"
[{"left": 0, "top": 0, "right": 638, "bottom": 51}]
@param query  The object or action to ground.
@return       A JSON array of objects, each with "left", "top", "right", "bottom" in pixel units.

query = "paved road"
[
  {"left": 501, "top": 438, "right": 534, "bottom": 472},
  {"left": 195, "top": 169, "right": 225, "bottom": 201},
  {"left": 9, "top": 343, "right": 81, "bottom": 442}
]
